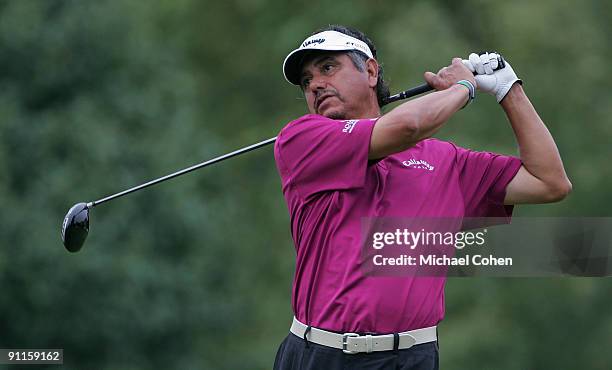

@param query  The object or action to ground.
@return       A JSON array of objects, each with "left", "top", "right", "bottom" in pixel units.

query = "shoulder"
[
  {"left": 274, "top": 114, "right": 325, "bottom": 158},
  {"left": 275, "top": 114, "right": 325, "bottom": 152},
  {"left": 277, "top": 114, "right": 377, "bottom": 138},
  {"left": 279, "top": 114, "right": 334, "bottom": 135},
  {"left": 275, "top": 114, "right": 358, "bottom": 149}
]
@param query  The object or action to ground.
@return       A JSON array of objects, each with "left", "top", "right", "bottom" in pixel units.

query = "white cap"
[{"left": 282, "top": 30, "right": 374, "bottom": 85}]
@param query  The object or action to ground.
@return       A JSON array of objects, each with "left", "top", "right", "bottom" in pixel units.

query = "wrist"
[
  {"left": 500, "top": 82, "right": 526, "bottom": 108},
  {"left": 456, "top": 80, "right": 476, "bottom": 108},
  {"left": 468, "top": 77, "right": 477, "bottom": 90}
]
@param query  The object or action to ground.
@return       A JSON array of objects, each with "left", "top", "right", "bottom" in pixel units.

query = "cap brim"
[
  {"left": 283, "top": 30, "right": 375, "bottom": 86},
  {"left": 282, "top": 46, "right": 362, "bottom": 86},
  {"left": 283, "top": 49, "right": 310, "bottom": 85}
]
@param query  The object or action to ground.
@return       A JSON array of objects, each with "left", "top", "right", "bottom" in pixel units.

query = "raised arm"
[
  {"left": 501, "top": 84, "right": 572, "bottom": 204},
  {"left": 464, "top": 52, "right": 571, "bottom": 204}
]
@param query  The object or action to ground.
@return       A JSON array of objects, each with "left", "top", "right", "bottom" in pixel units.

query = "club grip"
[
  {"left": 469, "top": 52, "right": 505, "bottom": 73},
  {"left": 382, "top": 53, "right": 506, "bottom": 106}
]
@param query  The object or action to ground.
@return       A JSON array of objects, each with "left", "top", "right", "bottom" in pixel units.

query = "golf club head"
[{"left": 61, "top": 203, "right": 90, "bottom": 253}]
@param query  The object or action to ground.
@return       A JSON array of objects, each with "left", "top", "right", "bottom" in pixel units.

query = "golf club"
[
  {"left": 59, "top": 85, "right": 424, "bottom": 253},
  {"left": 61, "top": 53, "right": 506, "bottom": 253},
  {"left": 61, "top": 136, "right": 276, "bottom": 252}
]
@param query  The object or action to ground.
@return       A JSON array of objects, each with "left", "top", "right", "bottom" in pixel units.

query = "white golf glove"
[{"left": 462, "top": 52, "right": 522, "bottom": 103}]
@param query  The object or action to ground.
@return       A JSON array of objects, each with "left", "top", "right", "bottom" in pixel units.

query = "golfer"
[{"left": 273, "top": 25, "right": 571, "bottom": 370}]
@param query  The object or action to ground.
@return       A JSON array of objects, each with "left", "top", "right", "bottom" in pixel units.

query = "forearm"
[
  {"left": 370, "top": 84, "right": 469, "bottom": 159},
  {"left": 502, "top": 84, "right": 571, "bottom": 192}
]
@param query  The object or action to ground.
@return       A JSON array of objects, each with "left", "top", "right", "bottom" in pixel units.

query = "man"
[{"left": 273, "top": 25, "right": 571, "bottom": 370}]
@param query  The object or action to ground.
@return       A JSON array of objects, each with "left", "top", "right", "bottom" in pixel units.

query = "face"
[{"left": 299, "top": 52, "right": 379, "bottom": 120}]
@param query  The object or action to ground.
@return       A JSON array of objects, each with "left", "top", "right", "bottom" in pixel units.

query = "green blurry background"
[{"left": 1, "top": 0, "right": 610, "bottom": 369}]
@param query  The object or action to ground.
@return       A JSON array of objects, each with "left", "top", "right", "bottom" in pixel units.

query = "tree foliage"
[{"left": 1, "top": 0, "right": 610, "bottom": 369}]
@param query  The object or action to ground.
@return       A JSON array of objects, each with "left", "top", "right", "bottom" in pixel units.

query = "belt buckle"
[{"left": 342, "top": 333, "right": 360, "bottom": 354}]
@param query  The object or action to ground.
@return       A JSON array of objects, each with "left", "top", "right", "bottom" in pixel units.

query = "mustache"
[{"left": 314, "top": 90, "right": 342, "bottom": 110}]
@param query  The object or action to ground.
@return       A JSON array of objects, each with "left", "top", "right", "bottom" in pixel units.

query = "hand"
[
  {"left": 424, "top": 58, "right": 477, "bottom": 91},
  {"left": 462, "top": 52, "right": 522, "bottom": 103}
]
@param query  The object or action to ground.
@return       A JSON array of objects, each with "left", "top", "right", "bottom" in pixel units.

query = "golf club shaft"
[
  {"left": 382, "top": 83, "right": 433, "bottom": 105},
  {"left": 88, "top": 137, "right": 277, "bottom": 208},
  {"left": 87, "top": 83, "right": 435, "bottom": 208},
  {"left": 383, "top": 53, "right": 506, "bottom": 105}
]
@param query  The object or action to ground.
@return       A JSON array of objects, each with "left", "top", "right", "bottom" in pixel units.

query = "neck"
[{"left": 348, "top": 93, "right": 381, "bottom": 119}]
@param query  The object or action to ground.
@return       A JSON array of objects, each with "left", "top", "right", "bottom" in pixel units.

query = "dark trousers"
[{"left": 273, "top": 332, "right": 439, "bottom": 370}]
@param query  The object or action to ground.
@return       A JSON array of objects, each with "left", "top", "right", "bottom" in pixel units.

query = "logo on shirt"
[
  {"left": 342, "top": 120, "right": 358, "bottom": 133},
  {"left": 402, "top": 158, "right": 435, "bottom": 171}
]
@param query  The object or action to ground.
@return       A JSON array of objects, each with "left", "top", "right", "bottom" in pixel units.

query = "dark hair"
[{"left": 312, "top": 25, "right": 390, "bottom": 107}]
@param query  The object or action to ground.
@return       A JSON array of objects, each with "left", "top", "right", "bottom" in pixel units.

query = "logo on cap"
[
  {"left": 302, "top": 38, "right": 325, "bottom": 48},
  {"left": 345, "top": 41, "right": 367, "bottom": 53}
]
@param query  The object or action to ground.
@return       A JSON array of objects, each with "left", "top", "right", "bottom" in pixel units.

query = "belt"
[{"left": 289, "top": 317, "right": 437, "bottom": 354}]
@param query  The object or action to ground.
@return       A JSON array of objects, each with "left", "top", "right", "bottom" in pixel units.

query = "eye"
[
  {"left": 322, "top": 63, "right": 334, "bottom": 72},
  {"left": 300, "top": 76, "right": 311, "bottom": 89}
]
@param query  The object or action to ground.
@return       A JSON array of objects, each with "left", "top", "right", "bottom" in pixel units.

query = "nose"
[{"left": 307, "top": 74, "right": 327, "bottom": 93}]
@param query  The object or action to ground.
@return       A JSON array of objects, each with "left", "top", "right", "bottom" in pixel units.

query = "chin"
[{"left": 322, "top": 110, "right": 346, "bottom": 120}]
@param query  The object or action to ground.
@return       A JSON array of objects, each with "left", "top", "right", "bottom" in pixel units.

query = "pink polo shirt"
[{"left": 274, "top": 114, "right": 522, "bottom": 334}]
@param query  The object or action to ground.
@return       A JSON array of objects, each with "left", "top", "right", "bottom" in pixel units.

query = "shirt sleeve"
[
  {"left": 275, "top": 114, "right": 376, "bottom": 200},
  {"left": 453, "top": 143, "right": 522, "bottom": 219}
]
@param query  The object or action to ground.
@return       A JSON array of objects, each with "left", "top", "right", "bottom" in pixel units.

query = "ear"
[{"left": 366, "top": 58, "right": 379, "bottom": 88}]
